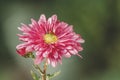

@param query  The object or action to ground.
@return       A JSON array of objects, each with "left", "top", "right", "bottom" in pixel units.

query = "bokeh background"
[{"left": 0, "top": 0, "right": 120, "bottom": 80}]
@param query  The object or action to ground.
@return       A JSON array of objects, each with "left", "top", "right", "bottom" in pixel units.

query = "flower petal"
[{"left": 34, "top": 56, "right": 43, "bottom": 64}]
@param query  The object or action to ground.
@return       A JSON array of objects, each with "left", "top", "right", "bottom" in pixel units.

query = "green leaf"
[
  {"left": 30, "top": 70, "right": 39, "bottom": 80},
  {"left": 47, "top": 71, "right": 61, "bottom": 79}
]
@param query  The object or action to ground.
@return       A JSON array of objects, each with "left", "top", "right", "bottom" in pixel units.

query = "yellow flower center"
[{"left": 44, "top": 33, "right": 58, "bottom": 44}]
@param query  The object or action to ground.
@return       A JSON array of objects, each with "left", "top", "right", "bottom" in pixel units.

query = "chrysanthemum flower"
[{"left": 16, "top": 14, "right": 84, "bottom": 67}]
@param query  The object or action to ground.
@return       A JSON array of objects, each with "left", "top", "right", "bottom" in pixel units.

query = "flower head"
[{"left": 16, "top": 14, "right": 84, "bottom": 67}]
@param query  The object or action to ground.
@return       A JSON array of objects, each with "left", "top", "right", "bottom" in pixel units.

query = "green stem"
[
  {"left": 33, "top": 64, "right": 43, "bottom": 75},
  {"left": 42, "top": 59, "right": 48, "bottom": 80},
  {"left": 31, "top": 54, "right": 48, "bottom": 80}
]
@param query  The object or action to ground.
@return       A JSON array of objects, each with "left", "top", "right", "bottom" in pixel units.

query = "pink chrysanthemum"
[{"left": 16, "top": 14, "right": 84, "bottom": 67}]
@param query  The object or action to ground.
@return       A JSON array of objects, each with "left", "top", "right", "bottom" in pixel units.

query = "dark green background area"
[{"left": 0, "top": 0, "right": 120, "bottom": 80}]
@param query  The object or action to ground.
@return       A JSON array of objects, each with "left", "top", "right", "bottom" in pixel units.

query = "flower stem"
[
  {"left": 42, "top": 59, "right": 48, "bottom": 80},
  {"left": 33, "top": 64, "right": 43, "bottom": 75}
]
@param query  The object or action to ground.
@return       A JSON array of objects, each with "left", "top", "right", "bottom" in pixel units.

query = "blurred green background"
[{"left": 0, "top": 0, "right": 120, "bottom": 80}]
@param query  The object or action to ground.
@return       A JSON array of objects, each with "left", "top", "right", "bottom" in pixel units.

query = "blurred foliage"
[{"left": 0, "top": 0, "right": 120, "bottom": 80}]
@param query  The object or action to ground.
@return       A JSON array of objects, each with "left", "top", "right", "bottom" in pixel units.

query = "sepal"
[{"left": 23, "top": 52, "right": 34, "bottom": 58}]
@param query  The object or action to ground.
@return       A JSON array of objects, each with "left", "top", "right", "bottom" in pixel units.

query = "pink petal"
[
  {"left": 64, "top": 52, "right": 71, "bottom": 58},
  {"left": 48, "top": 15, "right": 57, "bottom": 24},
  {"left": 34, "top": 56, "right": 43, "bottom": 64},
  {"left": 51, "top": 61, "right": 57, "bottom": 67},
  {"left": 38, "top": 14, "right": 46, "bottom": 24}
]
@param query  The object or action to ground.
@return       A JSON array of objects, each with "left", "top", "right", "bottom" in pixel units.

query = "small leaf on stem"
[
  {"left": 47, "top": 71, "right": 61, "bottom": 79},
  {"left": 30, "top": 70, "right": 39, "bottom": 80}
]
